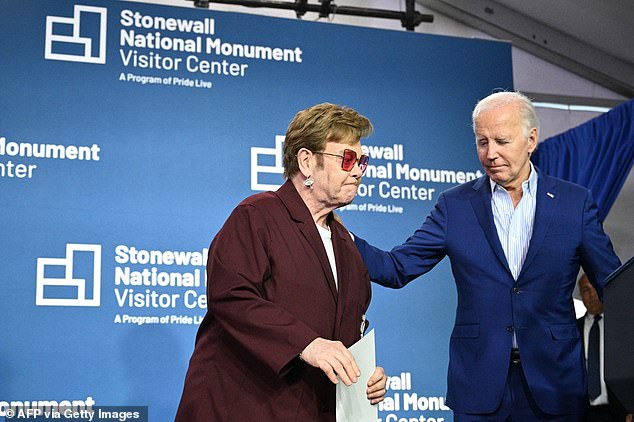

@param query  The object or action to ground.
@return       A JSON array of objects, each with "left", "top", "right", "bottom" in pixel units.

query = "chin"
[
  {"left": 336, "top": 194, "right": 356, "bottom": 207},
  {"left": 489, "top": 174, "right": 508, "bottom": 185}
]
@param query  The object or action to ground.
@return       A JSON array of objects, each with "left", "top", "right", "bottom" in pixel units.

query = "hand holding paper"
[
  {"left": 300, "top": 337, "right": 361, "bottom": 385},
  {"left": 336, "top": 330, "right": 385, "bottom": 422},
  {"left": 366, "top": 366, "right": 387, "bottom": 404}
]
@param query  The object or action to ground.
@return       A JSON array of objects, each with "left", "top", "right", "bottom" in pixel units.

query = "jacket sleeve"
[
  {"left": 206, "top": 203, "right": 319, "bottom": 377},
  {"left": 578, "top": 189, "right": 621, "bottom": 300},
  {"left": 354, "top": 192, "right": 449, "bottom": 288}
]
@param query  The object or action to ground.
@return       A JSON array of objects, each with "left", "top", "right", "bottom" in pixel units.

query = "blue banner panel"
[{"left": 0, "top": 0, "right": 512, "bottom": 420}]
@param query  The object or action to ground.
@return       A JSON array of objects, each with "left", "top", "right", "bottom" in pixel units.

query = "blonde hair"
[{"left": 283, "top": 103, "right": 373, "bottom": 178}]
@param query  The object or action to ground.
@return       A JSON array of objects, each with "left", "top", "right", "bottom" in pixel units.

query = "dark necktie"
[{"left": 587, "top": 314, "right": 602, "bottom": 400}]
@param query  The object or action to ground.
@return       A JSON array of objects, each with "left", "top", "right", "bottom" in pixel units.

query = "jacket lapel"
[
  {"left": 276, "top": 181, "right": 338, "bottom": 300},
  {"left": 332, "top": 225, "right": 350, "bottom": 334},
  {"left": 518, "top": 173, "right": 559, "bottom": 279},
  {"left": 470, "top": 176, "right": 512, "bottom": 275}
]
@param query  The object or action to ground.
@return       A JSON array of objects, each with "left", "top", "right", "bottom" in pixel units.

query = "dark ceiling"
[
  {"left": 418, "top": 0, "right": 634, "bottom": 98},
  {"left": 181, "top": 0, "right": 634, "bottom": 98}
]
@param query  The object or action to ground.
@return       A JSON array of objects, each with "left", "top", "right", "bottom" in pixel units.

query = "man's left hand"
[{"left": 366, "top": 366, "right": 387, "bottom": 404}]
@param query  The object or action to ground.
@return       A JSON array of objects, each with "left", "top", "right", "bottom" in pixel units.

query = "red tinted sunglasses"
[{"left": 315, "top": 149, "right": 370, "bottom": 174}]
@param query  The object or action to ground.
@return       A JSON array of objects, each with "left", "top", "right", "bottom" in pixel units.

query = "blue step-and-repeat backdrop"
[{"left": 0, "top": 0, "right": 512, "bottom": 420}]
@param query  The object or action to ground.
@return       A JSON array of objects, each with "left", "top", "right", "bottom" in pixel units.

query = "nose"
[
  {"left": 347, "top": 155, "right": 367, "bottom": 178},
  {"left": 349, "top": 162, "right": 363, "bottom": 179},
  {"left": 486, "top": 143, "right": 499, "bottom": 161}
]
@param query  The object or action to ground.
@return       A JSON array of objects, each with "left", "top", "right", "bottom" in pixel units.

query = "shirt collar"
[
  {"left": 489, "top": 162, "right": 538, "bottom": 196},
  {"left": 586, "top": 312, "right": 604, "bottom": 320}
]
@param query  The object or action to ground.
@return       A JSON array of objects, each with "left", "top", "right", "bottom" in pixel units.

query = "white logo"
[
  {"left": 251, "top": 135, "right": 285, "bottom": 191},
  {"left": 36, "top": 244, "right": 102, "bottom": 307},
  {"left": 45, "top": 5, "right": 107, "bottom": 64}
]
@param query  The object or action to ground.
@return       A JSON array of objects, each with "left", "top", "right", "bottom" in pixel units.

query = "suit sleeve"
[
  {"left": 206, "top": 203, "right": 319, "bottom": 377},
  {"left": 355, "top": 193, "right": 449, "bottom": 288},
  {"left": 578, "top": 190, "right": 621, "bottom": 300}
]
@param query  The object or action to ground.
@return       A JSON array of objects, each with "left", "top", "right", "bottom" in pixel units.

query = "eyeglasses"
[{"left": 314, "top": 149, "right": 370, "bottom": 174}]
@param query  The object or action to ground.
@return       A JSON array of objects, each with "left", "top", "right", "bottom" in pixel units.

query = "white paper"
[{"left": 336, "top": 329, "right": 378, "bottom": 422}]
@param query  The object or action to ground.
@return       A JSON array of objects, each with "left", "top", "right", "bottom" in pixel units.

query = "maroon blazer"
[{"left": 175, "top": 180, "right": 371, "bottom": 421}]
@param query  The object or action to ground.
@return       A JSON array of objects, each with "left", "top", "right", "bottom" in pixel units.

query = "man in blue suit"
[{"left": 355, "top": 91, "right": 621, "bottom": 421}]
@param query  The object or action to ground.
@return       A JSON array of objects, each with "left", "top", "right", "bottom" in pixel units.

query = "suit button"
[
  {"left": 506, "top": 326, "right": 514, "bottom": 332},
  {"left": 513, "top": 287, "right": 521, "bottom": 294}
]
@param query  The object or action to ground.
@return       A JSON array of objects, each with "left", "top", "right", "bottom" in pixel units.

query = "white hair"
[{"left": 472, "top": 91, "right": 540, "bottom": 138}]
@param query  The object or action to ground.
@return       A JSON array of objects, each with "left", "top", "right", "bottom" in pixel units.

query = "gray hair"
[{"left": 472, "top": 91, "right": 540, "bottom": 138}]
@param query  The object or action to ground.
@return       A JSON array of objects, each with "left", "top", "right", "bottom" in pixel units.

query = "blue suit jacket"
[{"left": 355, "top": 172, "right": 620, "bottom": 415}]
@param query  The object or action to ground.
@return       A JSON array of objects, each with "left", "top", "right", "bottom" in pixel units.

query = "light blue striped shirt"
[
  {"left": 490, "top": 163, "right": 538, "bottom": 348},
  {"left": 490, "top": 163, "right": 538, "bottom": 280}
]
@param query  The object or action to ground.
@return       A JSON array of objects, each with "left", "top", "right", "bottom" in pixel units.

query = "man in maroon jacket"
[{"left": 175, "top": 103, "right": 386, "bottom": 421}]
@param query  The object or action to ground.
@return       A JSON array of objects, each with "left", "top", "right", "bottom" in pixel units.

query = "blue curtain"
[{"left": 531, "top": 98, "right": 634, "bottom": 222}]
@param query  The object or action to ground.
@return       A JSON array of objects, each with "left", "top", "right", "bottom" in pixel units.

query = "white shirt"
[
  {"left": 316, "top": 223, "right": 338, "bottom": 289},
  {"left": 583, "top": 312, "right": 609, "bottom": 405}
]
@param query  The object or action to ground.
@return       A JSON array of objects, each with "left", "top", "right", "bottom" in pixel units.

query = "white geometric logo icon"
[
  {"left": 44, "top": 5, "right": 107, "bottom": 64},
  {"left": 36, "top": 244, "right": 102, "bottom": 307},
  {"left": 251, "top": 135, "right": 285, "bottom": 191}
]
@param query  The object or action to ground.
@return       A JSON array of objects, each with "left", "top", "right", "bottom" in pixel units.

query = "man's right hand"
[{"left": 300, "top": 337, "right": 360, "bottom": 385}]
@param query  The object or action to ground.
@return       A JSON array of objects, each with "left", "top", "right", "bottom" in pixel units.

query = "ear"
[
  {"left": 527, "top": 127, "right": 538, "bottom": 153},
  {"left": 297, "top": 148, "right": 313, "bottom": 177}
]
